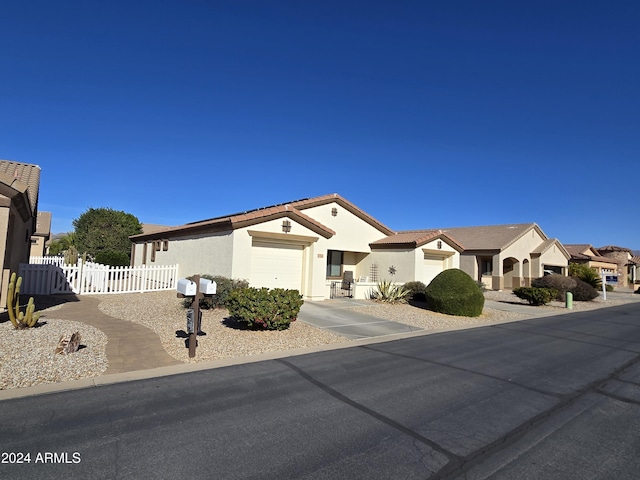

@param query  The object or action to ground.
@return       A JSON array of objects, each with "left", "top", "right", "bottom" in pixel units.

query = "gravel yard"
[{"left": 1, "top": 288, "right": 638, "bottom": 390}]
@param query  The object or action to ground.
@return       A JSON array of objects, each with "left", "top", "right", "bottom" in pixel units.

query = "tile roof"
[
  {"left": 0, "top": 160, "right": 41, "bottom": 213},
  {"left": 597, "top": 245, "right": 633, "bottom": 253},
  {"left": 131, "top": 193, "right": 391, "bottom": 241},
  {"left": 438, "top": 223, "right": 541, "bottom": 250},
  {"left": 370, "top": 229, "right": 464, "bottom": 251},
  {"left": 564, "top": 244, "right": 617, "bottom": 263},
  {"left": 131, "top": 202, "right": 336, "bottom": 241}
]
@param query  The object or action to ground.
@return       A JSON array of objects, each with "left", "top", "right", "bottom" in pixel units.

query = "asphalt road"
[{"left": 2, "top": 302, "right": 640, "bottom": 479}]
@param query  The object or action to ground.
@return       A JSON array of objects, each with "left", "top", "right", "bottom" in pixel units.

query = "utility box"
[{"left": 177, "top": 278, "right": 217, "bottom": 296}]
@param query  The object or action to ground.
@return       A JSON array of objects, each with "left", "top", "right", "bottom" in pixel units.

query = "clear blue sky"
[{"left": 1, "top": 1, "right": 638, "bottom": 249}]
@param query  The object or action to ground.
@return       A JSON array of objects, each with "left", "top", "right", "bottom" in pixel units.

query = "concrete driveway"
[{"left": 298, "top": 298, "right": 423, "bottom": 339}]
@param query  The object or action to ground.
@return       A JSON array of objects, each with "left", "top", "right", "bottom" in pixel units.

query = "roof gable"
[
  {"left": 370, "top": 229, "right": 464, "bottom": 251},
  {"left": 438, "top": 223, "right": 542, "bottom": 251},
  {"left": 131, "top": 193, "right": 389, "bottom": 241}
]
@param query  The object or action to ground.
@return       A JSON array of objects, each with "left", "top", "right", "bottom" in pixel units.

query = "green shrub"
[
  {"left": 400, "top": 281, "right": 427, "bottom": 302},
  {"left": 569, "top": 263, "right": 602, "bottom": 289},
  {"left": 370, "top": 279, "right": 411, "bottom": 304},
  {"left": 513, "top": 287, "right": 557, "bottom": 306},
  {"left": 424, "top": 269, "right": 484, "bottom": 317},
  {"left": 226, "top": 287, "right": 303, "bottom": 330},
  {"left": 94, "top": 250, "right": 130, "bottom": 266},
  {"left": 532, "top": 274, "right": 599, "bottom": 302},
  {"left": 201, "top": 275, "right": 249, "bottom": 309},
  {"left": 571, "top": 278, "right": 599, "bottom": 301},
  {"left": 532, "top": 274, "right": 576, "bottom": 301}
]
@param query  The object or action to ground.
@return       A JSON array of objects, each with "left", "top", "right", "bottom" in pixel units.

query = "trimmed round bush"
[
  {"left": 94, "top": 250, "right": 130, "bottom": 266},
  {"left": 532, "top": 274, "right": 599, "bottom": 302},
  {"left": 571, "top": 278, "right": 599, "bottom": 301},
  {"left": 532, "top": 274, "right": 577, "bottom": 301},
  {"left": 424, "top": 269, "right": 485, "bottom": 317}
]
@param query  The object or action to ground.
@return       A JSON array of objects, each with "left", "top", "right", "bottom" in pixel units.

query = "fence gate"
[{"left": 19, "top": 258, "right": 178, "bottom": 295}]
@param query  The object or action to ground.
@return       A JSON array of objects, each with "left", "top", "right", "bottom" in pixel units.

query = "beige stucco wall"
[
  {"left": 132, "top": 230, "right": 235, "bottom": 279},
  {"left": 0, "top": 206, "right": 33, "bottom": 308},
  {"left": 535, "top": 243, "right": 569, "bottom": 277}
]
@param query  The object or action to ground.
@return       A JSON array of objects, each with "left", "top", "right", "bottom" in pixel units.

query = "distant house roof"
[
  {"left": 34, "top": 211, "right": 52, "bottom": 236},
  {"left": 598, "top": 245, "right": 633, "bottom": 253},
  {"left": 131, "top": 193, "right": 392, "bottom": 242},
  {"left": 564, "top": 244, "right": 618, "bottom": 264},
  {"left": 141, "top": 224, "right": 173, "bottom": 235},
  {"left": 438, "top": 223, "right": 543, "bottom": 251},
  {"left": 370, "top": 229, "right": 464, "bottom": 251}
]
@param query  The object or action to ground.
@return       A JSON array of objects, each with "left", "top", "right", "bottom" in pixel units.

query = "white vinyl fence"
[{"left": 20, "top": 257, "right": 178, "bottom": 295}]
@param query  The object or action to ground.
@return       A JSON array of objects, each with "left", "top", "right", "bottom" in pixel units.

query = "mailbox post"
[{"left": 177, "top": 275, "right": 217, "bottom": 358}]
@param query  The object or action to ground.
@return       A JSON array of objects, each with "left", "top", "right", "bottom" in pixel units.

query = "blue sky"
[{"left": 1, "top": 1, "right": 638, "bottom": 249}]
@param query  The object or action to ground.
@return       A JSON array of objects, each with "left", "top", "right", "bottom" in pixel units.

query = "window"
[{"left": 326, "top": 250, "right": 343, "bottom": 277}]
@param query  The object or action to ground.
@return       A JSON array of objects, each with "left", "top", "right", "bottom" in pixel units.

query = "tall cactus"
[{"left": 6, "top": 272, "right": 41, "bottom": 329}]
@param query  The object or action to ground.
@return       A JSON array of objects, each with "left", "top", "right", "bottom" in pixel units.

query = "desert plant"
[
  {"left": 403, "top": 281, "right": 428, "bottom": 301},
  {"left": 424, "top": 269, "right": 484, "bottom": 317},
  {"left": 6, "top": 272, "right": 41, "bottom": 329},
  {"left": 226, "top": 287, "right": 303, "bottom": 330},
  {"left": 64, "top": 245, "right": 79, "bottom": 265},
  {"left": 370, "top": 279, "right": 411, "bottom": 304},
  {"left": 569, "top": 263, "right": 602, "bottom": 289},
  {"left": 513, "top": 287, "right": 557, "bottom": 306}
]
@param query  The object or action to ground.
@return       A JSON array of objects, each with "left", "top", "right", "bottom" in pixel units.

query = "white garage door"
[
  {"left": 424, "top": 254, "right": 445, "bottom": 286},
  {"left": 250, "top": 241, "right": 304, "bottom": 291}
]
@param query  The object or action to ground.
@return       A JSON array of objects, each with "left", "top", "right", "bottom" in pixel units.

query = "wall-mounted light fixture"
[
  {"left": 437, "top": 240, "right": 442, "bottom": 249},
  {"left": 282, "top": 220, "right": 292, "bottom": 233},
  {"left": 331, "top": 207, "right": 338, "bottom": 217}
]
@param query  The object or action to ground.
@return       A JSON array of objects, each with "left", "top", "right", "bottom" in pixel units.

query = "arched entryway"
[{"left": 502, "top": 257, "right": 521, "bottom": 289}]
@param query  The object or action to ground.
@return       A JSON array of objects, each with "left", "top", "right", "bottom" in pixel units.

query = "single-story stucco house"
[
  {"left": 130, "top": 194, "right": 463, "bottom": 300},
  {"left": 437, "top": 223, "right": 570, "bottom": 290},
  {"left": 564, "top": 244, "right": 619, "bottom": 275},
  {"left": 596, "top": 245, "right": 638, "bottom": 288}
]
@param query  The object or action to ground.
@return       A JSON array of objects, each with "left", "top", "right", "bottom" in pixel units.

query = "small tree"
[
  {"left": 569, "top": 263, "right": 602, "bottom": 289},
  {"left": 73, "top": 208, "right": 142, "bottom": 264}
]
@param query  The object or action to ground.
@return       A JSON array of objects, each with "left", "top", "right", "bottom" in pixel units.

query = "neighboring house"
[
  {"left": 629, "top": 255, "right": 640, "bottom": 286},
  {"left": 0, "top": 160, "right": 41, "bottom": 307},
  {"left": 30, "top": 211, "right": 52, "bottom": 257},
  {"left": 437, "top": 223, "right": 570, "bottom": 290},
  {"left": 564, "top": 244, "right": 619, "bottom": 275},
  {"left": 130, "top": 194, "right": 463, "bottom": 300},
  {"left": 597, "top": 245, "right": 636, "bottom": 288}
]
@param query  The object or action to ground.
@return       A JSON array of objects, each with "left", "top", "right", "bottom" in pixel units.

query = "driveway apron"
[{"left": 298, "top": 298, "right": 422, "bottom": 340}]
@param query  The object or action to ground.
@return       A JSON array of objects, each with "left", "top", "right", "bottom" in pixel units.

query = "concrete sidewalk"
[{"left": 34, "top": 295, "right": 182, "bottom": 375}]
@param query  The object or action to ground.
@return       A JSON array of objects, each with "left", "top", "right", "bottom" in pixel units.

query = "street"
[{"left": 2, "top": 302, "right": 640, "bottom": 479}]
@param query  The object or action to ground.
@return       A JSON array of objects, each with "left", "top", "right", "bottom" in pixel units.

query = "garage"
[
  {"left": 250, "top": 240, "right": 304, "bottom": 291},
  {"left": 424, "top": 254, "right": 445, "bottom": 286}
]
